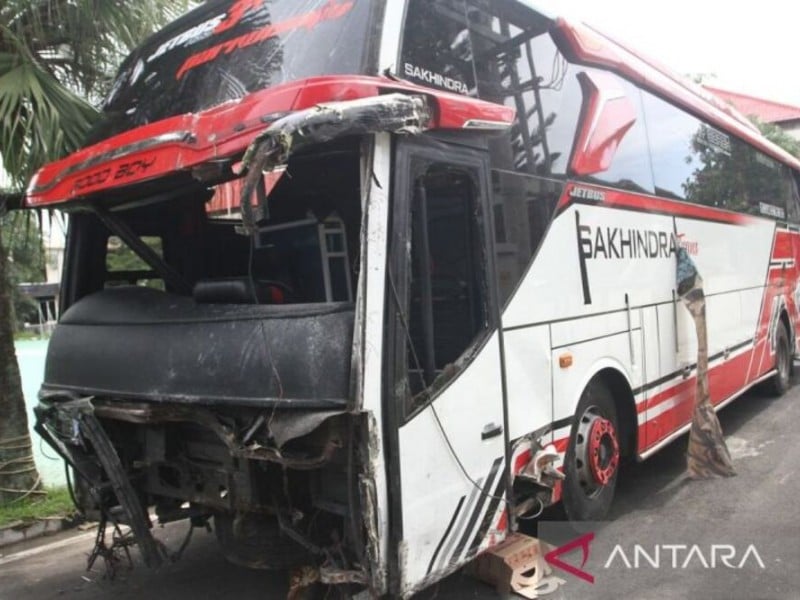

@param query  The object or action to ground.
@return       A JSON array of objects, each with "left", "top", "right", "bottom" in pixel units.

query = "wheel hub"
[
  {"left": 574, "top": 410, "right": 620, "bottom": 495},
  {"left": 587, "top": 417, "right": 619, "bottom": 486}
]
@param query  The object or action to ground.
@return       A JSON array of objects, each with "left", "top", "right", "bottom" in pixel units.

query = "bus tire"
[
  {"left": 766, "top": 322, "right": 792, "bottom": 397},
  {"left": 563, "top": 380, "right": 620, "bottom": 522}
]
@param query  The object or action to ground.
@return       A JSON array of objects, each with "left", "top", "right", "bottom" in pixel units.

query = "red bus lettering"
[
  {"left": 214, "top": 0, "right": 263, "bottom": 35},
  {"left": 177, "top": 0, "right": 354, "bottom": 79}
]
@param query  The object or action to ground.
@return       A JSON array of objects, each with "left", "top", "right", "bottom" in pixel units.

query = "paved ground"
[{"left": 1, "top": 379, "right": 798, "bottom": 600}]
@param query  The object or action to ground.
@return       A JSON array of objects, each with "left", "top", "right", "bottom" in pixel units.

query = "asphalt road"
[{"left": 1, "top": 379, "right": 798, "bottom": 600}]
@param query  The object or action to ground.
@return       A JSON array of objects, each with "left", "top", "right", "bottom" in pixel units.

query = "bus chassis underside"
[{"left": 35, "top": 395, "right": 378, "bottom": 589}]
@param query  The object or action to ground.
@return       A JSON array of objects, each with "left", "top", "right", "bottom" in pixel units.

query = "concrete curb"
[{"left": 0, "top": 516, "right": 82, "bottom": 549}]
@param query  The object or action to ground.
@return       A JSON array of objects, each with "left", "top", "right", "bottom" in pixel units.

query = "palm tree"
[{"left": 0, "top": 0, "right": 192, "bottom": 503}]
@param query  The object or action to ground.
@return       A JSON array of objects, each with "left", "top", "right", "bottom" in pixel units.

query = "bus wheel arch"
[
  {"left": 596, "top": 367, "right": 638, "bottom": 459},
  {"left": 562, "top": 368, "right": 636, "bottom": 522},
  {"left": 766, "top": 311, "right": 793, "bottom": 396}
]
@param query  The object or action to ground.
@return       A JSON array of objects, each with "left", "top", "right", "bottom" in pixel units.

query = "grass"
[
  {"left": 0, "top": 487, "right": 77, "bottom": 527},
  {"left": 13, "top": 331, "right": 47, "bottom": 342}
]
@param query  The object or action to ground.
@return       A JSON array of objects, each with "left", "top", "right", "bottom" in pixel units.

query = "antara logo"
[
  {"left": 604, "top": 544, "right": 765, "bottom": 570},
  {"left": 545, "top": 532, "right": 595, "bottom": 584},
  {"left": 540, "top": 530, "right": 765, "bottom": 592}
]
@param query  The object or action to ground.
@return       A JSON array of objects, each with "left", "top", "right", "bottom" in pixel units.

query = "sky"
[{"left": 534, "top": 0, "right": 800, "bottom": 107}]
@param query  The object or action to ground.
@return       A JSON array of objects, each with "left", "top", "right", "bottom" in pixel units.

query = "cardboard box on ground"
[{"left": 466, "top": 533, "right": 565, "bottom": 599}]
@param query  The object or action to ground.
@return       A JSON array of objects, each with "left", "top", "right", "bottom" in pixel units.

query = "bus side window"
[
  {"left": 399, "top": 0, "right": 476, "bottom": 95},
  {"left": 785, "top": 170, "right": 800, "bottom": 223},
  {"left": 471, "top": 9, "right": 582, "bottom": 179},
  {"left": 641, "top": 91, "right": 720, "bottom": 204},
  {"left": 406, "top": 163, "right": 489, "bottom": 403},
  {"left": 643, "top": 90, "right": 790, "bottom": 220},
  {"left": 491, "top": 170, "right": 561, "bottom": 306}
]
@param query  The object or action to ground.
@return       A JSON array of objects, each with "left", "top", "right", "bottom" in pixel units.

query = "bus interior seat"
[{"left": 192, "top": 277, "right": 288, "bottom": 304}]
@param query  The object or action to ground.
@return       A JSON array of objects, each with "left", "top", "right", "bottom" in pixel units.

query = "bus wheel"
[
  {"left": 766, "top": 322, "right": 792, "bottom": 396},
  {"left": 563, "top": 381, "right": 620, "bottom": 522}
]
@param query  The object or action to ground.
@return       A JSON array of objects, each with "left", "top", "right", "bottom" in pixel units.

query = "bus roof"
[
  {"left": 553, "top": 18, "right": 800, "bottom": 173},
  {"left": 24, "top": 1, "right": 800, "bottom": 208},
  {"left": 24, "top": 76, "right": 514, "bottom": 208}
]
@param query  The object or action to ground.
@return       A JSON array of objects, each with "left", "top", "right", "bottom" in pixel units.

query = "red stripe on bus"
[
  {"left": 513, "top": 448, "right": 532, "bottom": 475},
  {"left": 553, "top": 437, "right": 569, "bottom": 454},
  {"left": 559, "top": 183, "right": 751, "bottom": 225}
]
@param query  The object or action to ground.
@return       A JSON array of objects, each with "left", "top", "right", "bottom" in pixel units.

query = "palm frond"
[
  {"left": 0, "top": 0, "right": 196, "bottom": 189},
  {"left": 0, "top": 50, "right": 98, "bottom": 188}
]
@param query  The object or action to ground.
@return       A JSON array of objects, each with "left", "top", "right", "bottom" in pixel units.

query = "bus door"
[{"left": 384, "top": 138, "right": 508, "bottom": 593}]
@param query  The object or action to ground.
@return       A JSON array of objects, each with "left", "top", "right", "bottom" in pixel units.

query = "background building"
[{"left": 705, "top": 85, "right": 800, "bottom": 141}]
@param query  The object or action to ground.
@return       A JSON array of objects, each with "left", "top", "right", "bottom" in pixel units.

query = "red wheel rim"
[{"left": 587, "top": 417, "right": 619, "bottom": 486}]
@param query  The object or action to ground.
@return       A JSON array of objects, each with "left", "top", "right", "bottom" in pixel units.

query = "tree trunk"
[{"left": 0, "top": 226, "right": 42, "bottom": 503}]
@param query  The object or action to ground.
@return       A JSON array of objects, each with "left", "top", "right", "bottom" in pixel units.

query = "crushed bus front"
[{"left": 28, "top": 70, "right": 512, "bottom": 592}]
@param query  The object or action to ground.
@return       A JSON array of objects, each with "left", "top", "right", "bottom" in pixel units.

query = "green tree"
[
  {"left": 2, "top": 212, "right": 45, "bottom": 330},
  {"left": 751, "top": 117, "right": 800, "bottom": 158},
  {"left": 683, "top": 123, "right": 794, "bottom": 218},
  {"left": 0, "top": 0, "right": 191, "bottom": 503}
]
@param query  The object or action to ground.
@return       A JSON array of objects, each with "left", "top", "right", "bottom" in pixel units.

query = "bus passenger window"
[
  {"left": 491, "top": 170, "right": 561, "bottom": 306},
  {"left": 644, "top": 88, "right": 792, "bottom": 220},
  {"left": 471, "top": 7, "right": 582, "bottom": 179},
  {"left": 406, "top": 164, "right": 489, "bottom": 401},
  {"left": 740, "top": 150, "right": 789, "bottom": 220},
  {"left": 787, "top": 174, "right": 800, "bottom": 223}
]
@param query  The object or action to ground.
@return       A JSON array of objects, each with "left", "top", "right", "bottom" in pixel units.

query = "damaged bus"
[{"left": 27, "top": 0, "right": 800, "bottom": 596}]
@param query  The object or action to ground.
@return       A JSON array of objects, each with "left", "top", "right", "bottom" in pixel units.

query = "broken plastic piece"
[
  {"left": 35, "top": 398, "right": 165, "bottom": 568},
  {"left": 520, "top": 443, "right": 563, "bottom": 486},
  {"left": 239, "top": 93, "right": 431, "bottom": 233}
]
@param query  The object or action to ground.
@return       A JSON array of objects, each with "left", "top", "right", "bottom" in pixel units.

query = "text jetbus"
[{"left": 28, "top": 0, "right": 800, "bottom": 596}]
